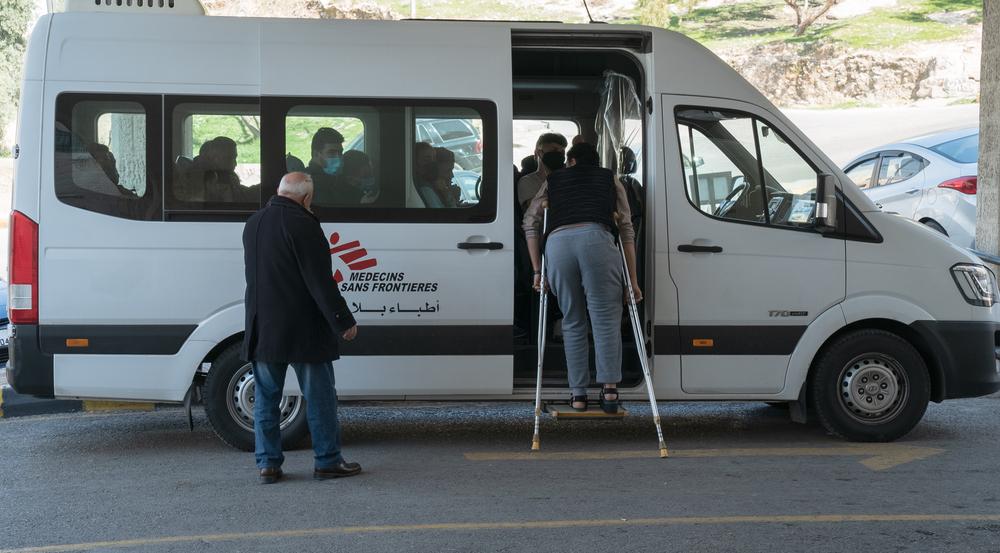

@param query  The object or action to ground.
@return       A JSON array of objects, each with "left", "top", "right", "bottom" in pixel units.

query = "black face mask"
[{"left": 541, "top": 151, "right": 566, "bottom": 172}]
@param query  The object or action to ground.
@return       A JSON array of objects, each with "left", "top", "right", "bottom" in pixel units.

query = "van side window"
[
  {"left": 54, "top": 94, "right": 162, "bottom": 221},
  {"left": 273, "top": 99, "right": 496, "bottom": 224},
  {"left": 677, "top": 112, "right": 763, "bottom": 222},
  {"left": 755, "top": 122, "right": 821, "bottom": 228},
  {"left": 165, "top": 98, "right": 261, "bottom": 215},
  {"left": 676, "top": 107, "right": 820, "bottom": 229}
]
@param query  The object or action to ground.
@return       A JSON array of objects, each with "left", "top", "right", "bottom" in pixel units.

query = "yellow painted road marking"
[
  {"left": 464, "top": 444, "right": 945, "bottom": 471},
  {"left": 1, "top": 513, "right": 997, "bottom": 553}
]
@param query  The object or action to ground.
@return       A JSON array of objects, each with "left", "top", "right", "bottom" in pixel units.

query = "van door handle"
[
  {"left": 678, "top": 244, "right": 723, "bottom": 253},
  {"left": 457, "top": 242, "right": 504, "bottom": 250},
  {"left": 905, "top": 188, "right": 920, "bottom": 195}
]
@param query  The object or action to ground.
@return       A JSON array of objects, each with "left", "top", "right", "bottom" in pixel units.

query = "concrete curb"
[{"left": 0, "top": 386, "right": 157, "bottom": 418}]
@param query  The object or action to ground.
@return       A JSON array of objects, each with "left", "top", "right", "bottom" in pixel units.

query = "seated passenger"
[
  {"left": 306, "top": 127, "right": 360, "bottom": 206},
  {"left": 413, "top": 142, "right": 439, "bottom": 206},
  {"left": 341, "top": 150, "right": 378, "bottom": 204},
  {"left": 417, "top": 147, "right": 462, "bottom": 208},
  {"left": 189, "top": 136, "right": 241, "bottom": 203}
]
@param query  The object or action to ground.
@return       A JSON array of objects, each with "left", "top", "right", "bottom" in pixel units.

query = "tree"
[
  {"left": 0, "top": 0, "right": 33, "bottom": 152},
  {"left": 783, "top": 0, "right": 840, "bottom": 36},
  {"left": 638, "top": 0, "right": 699, "bottom": 28},
  {"left": 975, "top": 0, "right": 999, "bottom": 257}
]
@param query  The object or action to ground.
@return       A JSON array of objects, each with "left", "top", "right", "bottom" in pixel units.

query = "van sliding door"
[{"left": 261, "top": 20, "right": 515, "bottom": 397}]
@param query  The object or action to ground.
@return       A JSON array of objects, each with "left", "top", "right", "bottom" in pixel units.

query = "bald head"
[{"left": 278, "top": 172, "right": 314, "bottom": 208}]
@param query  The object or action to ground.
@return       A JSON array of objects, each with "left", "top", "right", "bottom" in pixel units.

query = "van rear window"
[{"left": 54, "top": 94, "right": 162, "bottom": 221}]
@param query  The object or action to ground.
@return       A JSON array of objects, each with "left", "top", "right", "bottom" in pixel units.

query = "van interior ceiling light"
[{"left": 951, "top": 264, "right": 997, "bottom": 307}]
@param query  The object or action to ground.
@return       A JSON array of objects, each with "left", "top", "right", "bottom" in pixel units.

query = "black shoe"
[
  {"left": 570, "top": 394, "right": 588, "bottom": 412},
  {"left": 259, "top": 467, "right": 283, "bottom": 485},
  {"left": 599, "top": 386, "right": 619, "bottom": 414},
  {"left": 314, "top": 461, "right": 362, "bottom": 480}
]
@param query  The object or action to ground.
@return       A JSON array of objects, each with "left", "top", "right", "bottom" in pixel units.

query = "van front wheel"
[
  {"left": 203, "top": 344, "right": 309, "bottom": 452},
  {"left": 811, "top": 329, "right": 930, "bottom": 442}
]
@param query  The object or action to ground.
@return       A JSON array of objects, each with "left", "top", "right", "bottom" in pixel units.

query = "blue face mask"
[{"left": 323, "top": 155, "right": 342, "bottom": 176}]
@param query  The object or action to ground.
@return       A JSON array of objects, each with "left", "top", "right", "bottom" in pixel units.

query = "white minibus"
[{"left": 8, "top": 0, "right": 1000, "bottom": 450}]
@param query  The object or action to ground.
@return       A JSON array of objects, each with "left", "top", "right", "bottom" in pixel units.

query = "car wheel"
[
  {"left": 203, "top": 343, "right": 309, "bottom": 452},
  {"left": 922, "top": 219, "right": 948, "bottom": 236},
  {"left": 811, "top": 329, "right": 930, "bottom": 442}
]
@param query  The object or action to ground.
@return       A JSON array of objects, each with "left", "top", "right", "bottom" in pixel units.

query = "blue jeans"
[
  {"left": 253, "top": 361, "right": 344, "bottom": 470},
  {"left": 545, "top": 224, "right": 624, "bottom": 396}
]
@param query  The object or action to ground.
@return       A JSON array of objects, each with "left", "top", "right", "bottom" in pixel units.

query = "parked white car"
[{"left": 843, "top": 128, "right": 979, "bottom": 248}]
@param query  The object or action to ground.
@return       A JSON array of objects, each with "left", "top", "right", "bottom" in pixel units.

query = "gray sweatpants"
[{"left": 545, "top": 223, "right": 624, "bottom": 396}]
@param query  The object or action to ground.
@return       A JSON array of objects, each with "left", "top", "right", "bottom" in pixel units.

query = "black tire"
[
  {"left": 922, "top": 219, "right": 948, "bottom": 236},
  {"left": 811, "top": 329, "right": 930, "bottom": 442},
  {"left": 203, "top": 343, "right": 309, "bottom": 452}
]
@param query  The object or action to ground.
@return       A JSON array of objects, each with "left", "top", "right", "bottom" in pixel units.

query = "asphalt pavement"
[{"left": 2, "top": 396, "right": 1000, "bottom": 552}]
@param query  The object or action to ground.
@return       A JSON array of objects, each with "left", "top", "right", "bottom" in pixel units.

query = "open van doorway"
[{"left": 510, "top": 42, "right": 647, "bottom": 391}]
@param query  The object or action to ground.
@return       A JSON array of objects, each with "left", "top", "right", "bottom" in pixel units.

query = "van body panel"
[
  {"left": 660, "top": 94, "right": 847, "bottom": 394},
  {"left": 45, "top": 14, "right": 260, "bottom": 86},
  {"left": 52, "top": 340, "right": 212, "bottom": 401},
  {"left": 22, "top": 15, "right": 50, "bottom": 82},
  {"left": 12, "top": 80, "right": 44, "bottom": 221},
  {"left": 846, "top": 213, "right": 978, "bottom": 323}
]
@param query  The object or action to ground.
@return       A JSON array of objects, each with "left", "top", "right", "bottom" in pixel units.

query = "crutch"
[
  {"left": 531, "top": 206, "right": 549, "bottom": 451},
  {"left": 618, "top": 233, "right": 669, "bottom": 458}
]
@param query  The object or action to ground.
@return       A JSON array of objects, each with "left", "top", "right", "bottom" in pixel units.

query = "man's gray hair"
[{"left": 278, "top": 172, "right": 313, "bottom": 200}]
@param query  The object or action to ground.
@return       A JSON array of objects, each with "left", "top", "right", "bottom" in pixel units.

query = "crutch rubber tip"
[
  {"left": 659, "top": 447, "right": 669, "bottom": 459},
  {"left": 531, "top": 438, "right": 540, "bottom": 451}
]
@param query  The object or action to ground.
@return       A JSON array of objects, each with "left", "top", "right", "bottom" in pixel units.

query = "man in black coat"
[{"left": 243, "top": 171, "right": 360, "bottom": 484}]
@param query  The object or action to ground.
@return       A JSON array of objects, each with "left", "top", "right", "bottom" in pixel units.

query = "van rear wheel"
[
  {"left": 203, "top": 344, "right": 309, "bottom": 452},
  {"left": 811, "top": 329, "right": 930, "bottom": 442}
]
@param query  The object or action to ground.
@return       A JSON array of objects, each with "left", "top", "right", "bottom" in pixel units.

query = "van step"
[{"left": 544, "top": 402, "right": 628, "bottom": 420}]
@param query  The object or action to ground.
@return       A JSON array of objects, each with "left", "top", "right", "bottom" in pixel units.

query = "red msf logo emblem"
[{"left": 329, "top": 232, "right": 378, "bottom": 283}]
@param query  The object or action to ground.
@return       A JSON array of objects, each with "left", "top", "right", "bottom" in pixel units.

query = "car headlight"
[{"left": 951, "top": 264, "right": 998, "bottom": 307}]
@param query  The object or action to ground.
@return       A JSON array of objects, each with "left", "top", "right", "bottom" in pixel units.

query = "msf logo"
[{"left": 329, "top": 232, "right": 378, "bottom": 284}]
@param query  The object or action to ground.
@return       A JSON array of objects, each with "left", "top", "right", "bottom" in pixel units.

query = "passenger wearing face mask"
[
  {"left": 307, "top": 127, "right": 359, "bottom": 207},
  {"left": 516, "top": 133, "right": 568, "bottom": 211}
]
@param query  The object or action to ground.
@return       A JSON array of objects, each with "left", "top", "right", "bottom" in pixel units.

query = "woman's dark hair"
[{"left": 567, "top": 142, "right": 600, "bottom": 167}]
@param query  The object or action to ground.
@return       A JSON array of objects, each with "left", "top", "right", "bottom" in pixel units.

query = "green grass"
[
  {"left": 188, "top": 115, "right": 364, "bottom": 165},
  {"left": 651, "top": 0, "right": 981, "bottom": 51}
]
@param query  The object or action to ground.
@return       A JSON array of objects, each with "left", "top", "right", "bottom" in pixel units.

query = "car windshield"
[{"left": 930, "top": 133, "right": 978, "bottom": 164}]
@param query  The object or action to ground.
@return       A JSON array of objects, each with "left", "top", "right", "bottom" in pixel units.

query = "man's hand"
[{"left": 341, "top": 325, "right": 358, "bottom": 341}]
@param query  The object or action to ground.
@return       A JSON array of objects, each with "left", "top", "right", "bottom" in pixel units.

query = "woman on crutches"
[{"left": 522, "top": 142, "right": 641, "bottom": 413}]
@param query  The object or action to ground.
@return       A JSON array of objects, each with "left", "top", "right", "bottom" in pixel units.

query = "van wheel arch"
[
  {"left": 191, "top": 333, "right": 245, "bottom": 386},
  {"left": 807, "top": 319, "right": 944, "bottom": 404}
]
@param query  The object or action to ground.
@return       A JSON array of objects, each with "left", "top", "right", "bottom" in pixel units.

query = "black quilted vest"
[{"left": 545, "top": 165, "right": 617, "bottom": 240}]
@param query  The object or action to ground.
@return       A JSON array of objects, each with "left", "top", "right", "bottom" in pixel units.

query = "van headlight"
[{"left": 951, "top": 264, "right": 998, "bottom": 307}]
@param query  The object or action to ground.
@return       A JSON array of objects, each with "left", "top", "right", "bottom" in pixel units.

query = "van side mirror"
[{"left": 815, "top": 173, "right": 838, "bottom": 233}]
